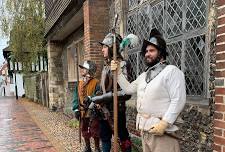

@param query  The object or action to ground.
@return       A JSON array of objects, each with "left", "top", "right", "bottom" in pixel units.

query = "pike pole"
[{"left": 112, "top": 14, "right": 119, "bottom": 152}]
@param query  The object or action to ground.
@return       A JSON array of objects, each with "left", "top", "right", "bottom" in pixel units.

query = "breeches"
[
  {"left": 82, "top": 118, "right": 100, "bottom": 138},
  {"left": 141, "top": 131, "right": 180, "bottom": 152}
]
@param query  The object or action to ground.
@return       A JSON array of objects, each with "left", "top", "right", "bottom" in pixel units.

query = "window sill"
[{"left": 186, "top": 96, "right": 209, "bottom": 108}]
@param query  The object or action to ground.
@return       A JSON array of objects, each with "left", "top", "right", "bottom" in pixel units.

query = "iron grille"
[{"left": 126, "top": 0, "right": 208, "bottom": 97}]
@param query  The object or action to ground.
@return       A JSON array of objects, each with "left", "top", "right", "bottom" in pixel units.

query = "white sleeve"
[
  {"left": 162, "top": 68, "right": 186, "bottom": 124},
  {"left": 117, "top": 72, "right": 139, "bottom": 95}
]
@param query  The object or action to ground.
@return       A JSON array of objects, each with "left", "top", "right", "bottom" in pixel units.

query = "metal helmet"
[
  {"left": 99, "top": 33, "right": 123, "bottom": 59},
  {"left": 99, "top": 33, "right": 122, "bottom": 47},
  {"left": 79, "top": 60, "right": 97, "bottom": 77},
  {"left": 141, "top": 28, "right": 168, "bottom": 59}
]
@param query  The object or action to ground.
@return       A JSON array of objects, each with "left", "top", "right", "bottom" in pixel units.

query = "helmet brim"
[
  {"left": 99, "top": 41, "right": 110, "bottom": 47},
  {"left": 141, "top": 39, "right": 168, "bottom": 56},
  {"left": 141, "top": 39, "right": 158, "bottom": 53},
  {"left": 99, "top": 41, "right": 104, "bottom": 46},
  {"left": 79, "top": 65, "right": 88, "bottom": 70}
]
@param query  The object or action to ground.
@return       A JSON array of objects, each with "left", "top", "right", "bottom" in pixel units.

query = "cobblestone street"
[{"left": 0, "top": 97, "right": 57, "bottom": 152}]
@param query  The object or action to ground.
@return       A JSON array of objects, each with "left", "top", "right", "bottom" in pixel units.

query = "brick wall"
[
  {"left": 214, "top": 0, "right": 225, "bottom": 151},
  {"left": 83, "top": 0, "right": 109, "bottom": 78}
]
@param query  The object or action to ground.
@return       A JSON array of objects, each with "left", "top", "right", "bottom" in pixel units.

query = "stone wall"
[
  {"left": 47, "top": 41, "right": 64, "bottom": 110},
  {"left": 24, "top": 72, "right": 49, "bottom": 107},
  {"left": 24, "top": 74, "right": 37, "bottom": 101},
  {"left": 126, "top": 103, "right": 213, "bottom": 151}
]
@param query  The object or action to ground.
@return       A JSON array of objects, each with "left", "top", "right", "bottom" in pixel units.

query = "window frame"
[{"left": 126, "top": 0, "right": 210, "bottom": 100}]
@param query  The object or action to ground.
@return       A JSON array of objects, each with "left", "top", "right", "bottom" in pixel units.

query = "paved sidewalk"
[{"left": 0, "top": 97, "right": 57, "bottom": 152}]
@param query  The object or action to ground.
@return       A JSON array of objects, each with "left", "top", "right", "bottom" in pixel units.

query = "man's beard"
[{"left": 144, "top": 56, "right": 161, "bottom": 67}]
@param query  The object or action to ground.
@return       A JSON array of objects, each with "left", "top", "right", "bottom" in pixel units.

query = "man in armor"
[
  {"left": 111, "top": 29, "right": 186, "bottom": 152},
  {"left": 89, "top": 33, "right": 132, "bottom": 152},
  {"left": 72, "top": 60, "right": 101, "bottom": 152}
]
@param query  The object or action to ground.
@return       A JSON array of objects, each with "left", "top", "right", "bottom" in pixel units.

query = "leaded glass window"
[{"left": 127, "top": 0, "right": 209, "bottom": 97}]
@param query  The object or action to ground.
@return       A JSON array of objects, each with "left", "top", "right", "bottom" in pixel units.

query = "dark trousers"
[{"left": 99, "top": 110, "right": 130, "bottom": 152}]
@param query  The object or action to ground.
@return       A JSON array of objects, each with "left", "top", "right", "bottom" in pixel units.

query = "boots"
[
  {"left": 101, "top": 140, "right": 111, "bottom": 152},
  {"left": 120, "top": 139, "right": 132, "bottom": 152},
  {"left": 83, "top": 146, "right": 92, "bottom": 152},
  {"left": 83, "top": 138, "right": 92, "bottom": 152},
  {"left": 94, "top": 149, "right": 101, "bottom": 152},
  {"left": 94, "top": 137, "right": 101, "bottom": 152},
  {"left": 83, "top": 137, "right": 102, "bottom": 152}
]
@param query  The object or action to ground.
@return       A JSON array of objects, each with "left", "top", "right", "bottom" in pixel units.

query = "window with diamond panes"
[
  {"left": 167, "top": 41, "right": 182, "bottom": 69},
  {"left": 165, "top": 0, "right": 183, "bottom": 38},
  {"left": 128, "top": 53, "right": 138, "bottom": 81},
  {"left": 152, "top": 2, "right": 164, "bottom": 34},
  {"left": 137, "top": 5, "right": 151, "bottom": 42},
  {"left": 127, "top": 0, "right": 208, "bottom": 97}
]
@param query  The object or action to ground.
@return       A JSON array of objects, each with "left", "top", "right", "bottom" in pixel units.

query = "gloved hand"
[
  {"left": 149, "top": 120, "right": 168, "bottom": 135},
  {"left": 83, "top": 96, "right": 92, "bottom": 109},
  {"left": 110, "top": 60, "right": 122, "bottom": 74},
  {"left": 74, "top": 110, "right": 81, "bottom": 120}
]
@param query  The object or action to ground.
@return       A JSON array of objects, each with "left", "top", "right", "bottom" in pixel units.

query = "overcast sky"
[
  {"left": 0, "top": 37, "right": 8, "bottom": 65},
  {"left": 0, "top": 0, "right": 8, "bottom": 66}
]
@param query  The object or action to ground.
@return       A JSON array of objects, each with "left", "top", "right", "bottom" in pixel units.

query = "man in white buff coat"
[{"left": 111, "top": 29, "right": 186, "bottom": 152}]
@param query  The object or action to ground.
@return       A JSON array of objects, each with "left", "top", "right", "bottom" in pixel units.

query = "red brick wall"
[
  {"left": 214, "top": 1, "right": 225, "bottom": 151},
  {"left": 83, "top": 0, "right": 109, "bottom": 78}
]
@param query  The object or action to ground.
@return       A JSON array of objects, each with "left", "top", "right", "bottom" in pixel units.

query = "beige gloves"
[
  {"left": 110, "top": 60, "right": 122, "bottom": 74},
  {"left": 149, "top": 120, "right": 169, "bottom": 136}
]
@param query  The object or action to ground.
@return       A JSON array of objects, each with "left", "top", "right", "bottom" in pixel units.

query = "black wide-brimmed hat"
[{"left": 141, "top": 28, "right": 168, "bottom": 57}]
